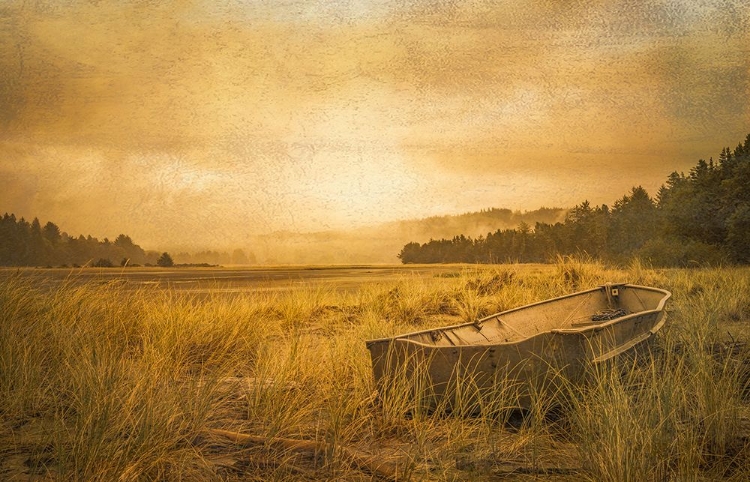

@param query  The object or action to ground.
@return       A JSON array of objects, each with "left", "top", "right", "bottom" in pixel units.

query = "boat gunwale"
[{"left": 365, "top": 283, "right": 672, "bottom": 349}]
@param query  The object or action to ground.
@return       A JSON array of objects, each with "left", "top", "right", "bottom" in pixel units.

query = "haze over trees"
[
  {"left": 0, "top": 218, "right": 257, "bottom": 268},
  {"left": 245, "top": 207, "right": 567, "bottom": 264},
  {"left": 4, "top": 135, "right": 748, "bottom": 268},
  {"left": 399, "top": 134, "right": 750, "bottom": 267},
  {"left": 384, "top": 207, "right": 567, "bottom": 241},
  {"left": 156, "top": 252, "right": 174, "bottom": 267},
  {"left": 0, "top": 220, "right": 157, "bottom": 267}
]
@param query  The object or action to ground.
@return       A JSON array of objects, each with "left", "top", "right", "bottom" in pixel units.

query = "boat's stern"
[{"left": 365, "top": 338, "right": 393, "bottom": 385}]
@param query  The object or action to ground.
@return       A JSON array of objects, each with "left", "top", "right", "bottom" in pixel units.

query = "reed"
[{"left": 1, "top": 265, "right": 748, "bottom": 480}]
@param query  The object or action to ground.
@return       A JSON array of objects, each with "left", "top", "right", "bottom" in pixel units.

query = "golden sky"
[{"left": 1, "top": 0, "right": 749, "bottom": 250}]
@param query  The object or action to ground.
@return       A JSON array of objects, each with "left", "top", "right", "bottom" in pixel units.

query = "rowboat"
[{"left": 365, "top": 283, "right": 671, "bottom": 408}]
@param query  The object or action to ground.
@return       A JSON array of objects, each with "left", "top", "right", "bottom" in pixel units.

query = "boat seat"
[{"left": 569, "top": 320, "right": 607, "bottom": 327}]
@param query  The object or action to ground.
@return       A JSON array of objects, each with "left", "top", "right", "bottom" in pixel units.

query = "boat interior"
[{"left": 397, "top": 284, "right": 669, "bottom": 347}]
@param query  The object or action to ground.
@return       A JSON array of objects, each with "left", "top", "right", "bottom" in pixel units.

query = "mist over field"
[
  {"left": 2, "top": 0, "right": 749, "bottom": 256},
  {"left": 242, "top": 207, "right": 567, "bottom": 264}
]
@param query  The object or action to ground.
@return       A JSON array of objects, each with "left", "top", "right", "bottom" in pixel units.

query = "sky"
[{"left": 1, "top": 0, "right": 749, "bottom": 251}]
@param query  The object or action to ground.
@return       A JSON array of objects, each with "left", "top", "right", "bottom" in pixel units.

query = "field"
[{"left": 1, "top": 260, "right": 749, "bottom": 481}]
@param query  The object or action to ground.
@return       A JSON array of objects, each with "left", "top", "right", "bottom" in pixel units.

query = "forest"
[
  {"left": 0, "top": 220, "right": 159, "bottom": 267},
  {"left": 3, "top": 134, "right": 748, "bottom": 268},
  {"left": 0, "top": 218, "right": 255, "bottom": 268},
  {"left": 399, "top": 134, "right": 750, "bottom": 267}
]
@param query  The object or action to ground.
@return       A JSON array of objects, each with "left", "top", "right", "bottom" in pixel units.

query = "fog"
[
  {"left": 1, "top": 0, "right": 748, "bottom": 257},
  {"left": 234, "top": 207, "right": 568, "bottom": 264}
]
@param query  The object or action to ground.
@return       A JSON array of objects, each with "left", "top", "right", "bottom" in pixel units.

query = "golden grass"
[{"left": 1, "top": 262, "right": 749, "bottom": 480}]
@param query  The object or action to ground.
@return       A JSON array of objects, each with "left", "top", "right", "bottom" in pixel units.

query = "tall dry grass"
[{"left": 0, "top": 262, "right": 748, "bottom": 480}]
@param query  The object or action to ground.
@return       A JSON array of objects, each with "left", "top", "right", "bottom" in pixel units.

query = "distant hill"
[
  {"left": 250, "top": 207, "right": 568, "bottom": 264},
  {"left": 381, "top": 207, "right": 567, "bottom": 241},
  {"left": 396, "top": 134, "right": 750, "bottom": 267},
  {"left": 0, "top": 206, "right": 568, "bottom": 267}
]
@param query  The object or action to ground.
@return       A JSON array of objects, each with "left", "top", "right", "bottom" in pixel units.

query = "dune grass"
[{"left": 1, "top": 262, "right": 749, "bottom": 480}]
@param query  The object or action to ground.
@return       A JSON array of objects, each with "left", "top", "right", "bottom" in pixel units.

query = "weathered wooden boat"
[{"left": 366, "top": 283, "right": 671, "bottom": 408}]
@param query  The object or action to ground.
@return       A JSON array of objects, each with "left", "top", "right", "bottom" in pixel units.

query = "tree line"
[
  {"left": 0, "top": 216, "right": 256, "bottom": 268},
  {"left": 399, "top": 134, "right": 750, "bottom": 267},
  {"left": 0, "top": 216, "right": 172, "bottom": 267}
]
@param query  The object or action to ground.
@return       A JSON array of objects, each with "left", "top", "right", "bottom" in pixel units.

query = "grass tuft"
[{"left": 1, "top": 265, "right": 749, "bottom": 480}]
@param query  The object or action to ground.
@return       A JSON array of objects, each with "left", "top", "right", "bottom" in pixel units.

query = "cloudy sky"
[{"left": 1, "top": 0, "right": 748, "bottom": 250}]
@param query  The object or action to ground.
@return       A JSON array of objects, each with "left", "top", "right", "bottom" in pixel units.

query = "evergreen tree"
[
  {"left": 157, "top": 252, "right": 174, "bottom": 267},
  {"left": 397, "top": 132, "right": 750, "bottom": 267}
]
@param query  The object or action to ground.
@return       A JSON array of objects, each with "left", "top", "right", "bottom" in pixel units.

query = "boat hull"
[{"left": 366, "top": 284, "right": 671, "bottom": 409}]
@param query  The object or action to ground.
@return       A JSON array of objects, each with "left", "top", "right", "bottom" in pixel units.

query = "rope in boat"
[{"left": 592, "top": 308, "right": 626, "bottom": 321}]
